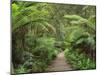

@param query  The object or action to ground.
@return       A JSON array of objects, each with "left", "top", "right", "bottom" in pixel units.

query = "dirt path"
[{"left": 47, "top": 51, "right": 72, "bottom": 71}]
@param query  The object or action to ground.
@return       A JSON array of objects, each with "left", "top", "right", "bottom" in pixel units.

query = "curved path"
[{"left": 47, "top": 52, "right": 72, "bottom": 71}]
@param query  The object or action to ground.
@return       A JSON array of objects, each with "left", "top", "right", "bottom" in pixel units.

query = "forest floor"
[{"left": 47, "top": 51, "right": 72, "bottom": 72}]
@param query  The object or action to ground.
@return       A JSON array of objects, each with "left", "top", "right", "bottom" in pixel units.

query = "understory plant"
[
  {"left": 64, "top": 48, "right": 96, "bottom": 70},
  {"left": 15, "top": 37, "right": 58, "bottom": 73}
]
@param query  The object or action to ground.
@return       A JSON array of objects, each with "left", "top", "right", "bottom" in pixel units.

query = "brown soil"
[{"left": 47, "top": 51, "right": 72, "bottom": 71}]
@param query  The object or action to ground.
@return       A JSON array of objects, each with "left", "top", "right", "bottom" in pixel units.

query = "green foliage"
[
  {"left": 64, "top": 49, "right": 96, "bottom": 70},
  {"left": 65, "top": 28, "right": 85, "bottom": 42},
  {"left": 64, "top": 15, "right": 86, "bottom": 21},
  {"left": 64, "top": 14, "right": 96, "bottom": 59},
  {"left": 64, "top": 14, "right": 96, "bottom": 70},
  {"left": 15, "top": 65, "right": 28, "bottom": 74},
  {"left": 33, "top": 37, "right": 57, "bottom": 62},
  {"left": 12, "top": 2, "right": 57, "bottom": 74},
  {"left": 12, "top": 3, "right": 19, "bottom": 16},
  {"left": 12, "top": 1, "right": 96, "bottom": 74},
  {"left": 32, "top": 37, "right": 57, "bottom": 71},
  {"left": 18, "top": 37, "right": 57, "bottom": 72}
]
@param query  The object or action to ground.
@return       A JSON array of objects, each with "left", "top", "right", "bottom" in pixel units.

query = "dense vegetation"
[{"left": 12, "top": 1, "right": 96, "bottom": 74}]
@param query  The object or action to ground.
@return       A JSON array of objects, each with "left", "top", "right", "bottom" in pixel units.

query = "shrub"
[
  {"left": 64, "top": 48, "right": 96, "bottom": 70},
  {"left": 15, "top": 65, "right": 28, "bottom": 74},
  {"left": 17, "top": 37, "right": 58, "bottom": 73}
]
